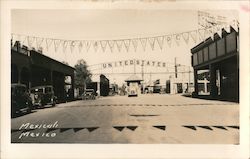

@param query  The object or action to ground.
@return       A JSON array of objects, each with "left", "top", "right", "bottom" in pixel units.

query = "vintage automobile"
[
  {"left": 82, "top": 89, "right": 96, "bottom": 100},
  {"left": 30, "top": 85, "right": 56, "bottom": 108},
  {"left": 11, "top": 84, "right": 32, "bottom": 117},
  {"left": 127, "top": 82, "right": 139, "bottom": 97}
]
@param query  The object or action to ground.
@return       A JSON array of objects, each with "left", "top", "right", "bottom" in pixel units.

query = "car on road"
[
  {"left": 11, "top": 84, "right": 32, "bottom": 117},
  {"left": 30, "top": 85, "right": 56, "bottom": 108},
  {"left": 127, "top": 82, "right": 139, "bottom": 97},
  {"left": 82, "top": 89, "right": 96, "bottom": 100}
]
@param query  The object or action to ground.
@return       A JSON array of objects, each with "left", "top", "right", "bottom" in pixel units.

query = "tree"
[{"left": 74, "top": 59, "right": 92, "bottom": 94}]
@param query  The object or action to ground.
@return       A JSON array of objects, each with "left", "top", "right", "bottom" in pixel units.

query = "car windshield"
[{"left": 31, "top": 88, "right": 43, "bottom": 93}]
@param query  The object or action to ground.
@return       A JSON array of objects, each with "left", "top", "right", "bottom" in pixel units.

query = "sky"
[{"left": 11, "top": 9, "right": 238, "bottom": 85}]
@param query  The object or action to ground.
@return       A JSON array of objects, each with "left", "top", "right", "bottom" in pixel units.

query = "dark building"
[
  {"left": 191, "top": 27, "right": 239, "bottom": 102},
  {"left": 11, "top": 41, "right": 75, "bottom": 102},
  {"left": 100, "top": 74, "right": 109, "bottom": 96}
]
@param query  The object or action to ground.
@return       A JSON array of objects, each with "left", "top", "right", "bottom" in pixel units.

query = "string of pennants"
[
  {"left": 11, "top": 21, "right": 239, "bottom": 53},
  {"left": 11, "top": 125, "right": 239, "bottom": 134}
]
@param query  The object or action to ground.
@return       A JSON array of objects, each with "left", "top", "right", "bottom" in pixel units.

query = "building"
[
  {"left": 11, "top": 41, "right": 75, "bottom": 102},
  {"left": 191, "top": 27, "right": 239, "bottom": 102}
]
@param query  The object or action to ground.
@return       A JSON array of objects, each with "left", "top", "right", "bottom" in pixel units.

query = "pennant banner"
[
  {"left": 131, "top": 39, "right": 138, "bottom": 52},
  {"left": 140, "top": 38, "right": 147, "bottom": 51},
  {"left": 11, "top": 20, "right": 238, "bottom": 53},
  {"left": 156, "top": 36, "right": 164, "bottom": 50},
  {"left": 123, "top": 39, "right": 131, "bottom": 52},
  {"left": 115, "top": 40, "right": 123, "bottom": 52},
  {"left": 108, "top": 40, "right": 115, "bottom": 52},
  {"left": 148, "top": 37, "right": 156, "bottom": 50},
  {"left": 165, "top": 35, "right": 172, "bottom": 47}
]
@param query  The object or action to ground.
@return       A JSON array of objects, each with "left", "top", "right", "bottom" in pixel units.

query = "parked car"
[
  {"left": 30, "top": 85, "right": 57, "bottom": 108},
  {"left": 11, "top": 84, "right": 32, "bottom": 117},
  {"left": 82, "top": 89, "right": 96, "bottom": 100}
]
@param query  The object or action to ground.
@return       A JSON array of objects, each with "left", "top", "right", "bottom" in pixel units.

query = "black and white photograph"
[{"left": 1, "top": 0, "right": 249, "bottom": 159}]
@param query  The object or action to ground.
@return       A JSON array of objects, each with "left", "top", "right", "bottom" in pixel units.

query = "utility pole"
[
  {"left": 134, "top": 59, "right": 136, "bottom": 74},
  {"left": 174, "top": 57, "right": 181, "bottom": 78}
]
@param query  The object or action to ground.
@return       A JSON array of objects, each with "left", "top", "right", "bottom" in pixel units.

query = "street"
[{"left": 11, "top": 94, "right": 239, "bottom": 144}]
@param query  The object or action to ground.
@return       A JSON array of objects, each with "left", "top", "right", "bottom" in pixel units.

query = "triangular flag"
[
  {"left": 84, "top": 41, "right": 91, "bottom": 52},
  {"left": 115, "top": 40, "right": 123, "bottom": 52},
  {"left": 123, "top": 39, "right": 131, "bottom": 52},
  {"left": 27, "top": 36, "right": 35, "bottom": 48},
  {"left": 45, "top": 39, "right": 53, "bottom": 51},
  {"left": 70, "top": 41, "right": 76, "bottom": 53},
  {"left": 215, "top": 25, "right": 222, "bottom": 38},
  {"left": 100, "top": 40, "right": 108, "bottom": 52},
  {"left": 190, "top": 30, "right": 198, "bottom": 43},
  {"left": 54, "top": 39, "right": 61, "bottom": 52},
  {"left": 182, "top": 32, "right": 189, "bottom": 44},
  {"left": 231, "top": 19, "right": 239, "bottom": 32},
  {"left": 108, "top": 40, "right": 115, "bottom": 52},
  {"left": 20, "top": 35, "right": 27, "bottom": 45},
  {"left": 78, "top": 41, "right": 83, "bottom": 53},
  {"left": 207, "top": 27, "right": 215, "bottom": 40},
  {"left": 198, "top": 29, "right": 206, "bottom": 41},
  {"left": 165, "top": 35, "right": 172, "bottom": 47},
  {"left": 224, "top": 24, "right": 231, "bottom": 33},
  {"left": 174, "top": 34, "right": 181, "bottom": 46},
  {"left": 131, "top": 39, "right": 138, "bottom": 52},
  {"left": 35, "top": 37, "right": 44, "bottom": 49},
  {"left": 92, "top": 41, "right": 99, "bottom": 52},
  {"left": 156, "top": 36, "right": 164, "bottom": 50},
  {"left": 148, "top": 37, "right": 156, "bottom": 50},
  {"left": 62, "top": 40, "right": 68, "bottom": 53},
  {"left": 140, "top": 38, "right": 147, "bottom": 51}
]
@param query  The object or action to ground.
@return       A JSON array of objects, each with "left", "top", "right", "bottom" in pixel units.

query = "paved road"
[{"left": 11, "top": 94, "right": 239, "bottom": 144}]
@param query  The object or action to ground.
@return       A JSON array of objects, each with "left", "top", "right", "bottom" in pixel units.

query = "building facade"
[
  {"left": 191, "top": 27, "right": 239, "bottom": 102},
  {"left": 11, "top": 41, "right": 75, "bottom": 102}
]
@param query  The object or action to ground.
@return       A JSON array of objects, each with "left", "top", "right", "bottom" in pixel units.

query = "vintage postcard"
[{"left": 1, "top": 0, "right": 249, "bottom": 159}]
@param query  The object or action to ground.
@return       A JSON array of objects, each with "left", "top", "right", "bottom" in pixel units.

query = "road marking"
[
  {"left": 183, "top": 126, "right": 197, "bottom": 131},
  {"left": 60, "top": 128, "right": 71, "bottom": 133},
  {"left": 197, "top": 126, "right": 213, "bottom": 131},
  {"left": 153, "top": 125, "right": 166, "bottom": 131},
  {"left": 87, "top": 127, "right": 99, "bottom": 132},
  {"left": 227, "top": 126, "right": 239, "bottom": 129},
  {"left": 113, "top": 126, "right": 125, "bottom": 132},
  {"left": 212, "top": 126, "right": 228, "bottom": 130},
  {"left": 73, "top": 128, "right": 85, "bottom": 132},
  {"left": 126, "top": 126, "right": 138, "bottom": 131}
]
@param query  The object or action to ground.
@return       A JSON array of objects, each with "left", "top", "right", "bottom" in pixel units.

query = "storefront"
[{"left": 191, "top": 27, "right": 239, "bottom": 102}]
